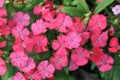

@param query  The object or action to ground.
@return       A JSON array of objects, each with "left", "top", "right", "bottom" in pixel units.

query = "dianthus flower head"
[
  {"left": 13, "top": 11, "right": 30, "bottom": 26},
  {"left": 65, "top": 31, "right": 81, "bottom": 49},
  {"left": 19, "top": 57, "right": 36, "bottom": 73},
  {"left": 54, "top": 13, "right": 73, "bottom": 33},
  {"left": 71, "top": 47, "right": 90, "bottom": 66},
  {"left": 31, "top": 19, "right": 47, "bottom": 35},
  {"left": 32, "top": 34, "right": 48, "bottom": 53},
  {"left": 88, "top": 14, "right": 107, "bottom": 31},
  {"left": 10, "top": 51, "right": 28, "bottom": 67},
  {"left": 50, "top": 50, "right": 68, "bottom": 70},
  {"left": 91, "top": 31, "right": 108, "bottom": 48},
  {"left": 37, "top": 60, "right": 55, "bottom": 79},
  {"left": 96, "top": 54, "right": 114, "bottom": 72},
  {"left": 12, "top": 72, "right": 26, "bottom": 80},
  {"left": 108, "top": 37, "right": 120, "bottom": 53}
]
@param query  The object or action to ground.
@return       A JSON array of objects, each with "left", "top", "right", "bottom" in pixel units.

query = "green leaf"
[
  {"left": 61, "top": 7, "right": 84, "bottom": 18},
  {"left": 72, "top": 0, "right": 90, "bottom": 13},
  {"left": 1, "top": 65, "right": 17, "bottom": 80},
  {"left": 94, "top": 0, "right": 114, "bottom": 13},
  {"left": 55, "top": 70, "right": 69, "bottom": 80},
  {"left": 91, "top": 62, "right": 96, "bottom": 70},
  {"left": 23, "top": 0, "right": 44, "bottom": 12},
  {"left": 113, "top": 66, "right": 120, "bottom": 80},
  {"left": 64, "top": 66, "right": 69, "bottom": 74}
]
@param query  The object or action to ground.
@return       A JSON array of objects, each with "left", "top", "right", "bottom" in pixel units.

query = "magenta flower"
[
  {"left": 13, "top": 11, "right": 30, "bottom": 26},
  {"left": 12, "top": 72, "right": 26, "bottom": 80},
  {"left": 0, "top": 58, "right": 7, "bottom": 76},
  {"left": 65, "top": 31, "right": 81, "bottom": 49},
  {"left": 10, "top": 51, "right": 28, "bottom": 67},
  {"left": 31, "top": 19, "right": 47, "bottom": 35},
  {"left": 19, "top": 58, "right": 36, "bottom": 73},
  {"left": 96, "top": 54, "right": 114, "bottom": 72},
  {"left": 37, "top": 60, "right": 55, "bottom": 79},
  {"left": 112, "top": 5, "right": 120, "bottom": 15},
  {"left": 71, "top": 47, "right": 90, "bottom": 66}
]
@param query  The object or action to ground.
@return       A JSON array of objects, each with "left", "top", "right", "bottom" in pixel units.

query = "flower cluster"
[{"left": 0, "top": 0, "right": 118, "bottom": 80}]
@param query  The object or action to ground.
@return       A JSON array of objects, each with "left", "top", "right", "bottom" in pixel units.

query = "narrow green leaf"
[
  {"left": 72, "top": 0, "right": 90, "bottom": 13},
  {"left": 94, "top": 0, "right": 114, "bottom": 13},
  {"left": 23, "top": 0, "right": 44, "bottom": 12},
  {"left": 91, "top": 62, "right": 96, "bottom": 70},
  {"left": 61, "top": 7, "right": 85, "bottom": 18}
]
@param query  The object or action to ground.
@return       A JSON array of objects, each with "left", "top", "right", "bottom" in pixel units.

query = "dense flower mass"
[{"left": 0, "top": 0, "right": 119, "bottom": 80}]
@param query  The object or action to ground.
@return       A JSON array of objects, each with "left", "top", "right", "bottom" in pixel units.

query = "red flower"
[
  {"left": 90, "top": 47, "right": 104, "bottom": 63},
  {"left": 108, "top": 37, "right": 120, "bottom": 53},
  {"left": 33, "top": 34, "right": 48, "bottom": 53}
]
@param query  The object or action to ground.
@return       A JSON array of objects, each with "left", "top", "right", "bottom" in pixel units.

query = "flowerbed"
[{"left": 0, "top": 0, "right": 120, "bottom": 80}]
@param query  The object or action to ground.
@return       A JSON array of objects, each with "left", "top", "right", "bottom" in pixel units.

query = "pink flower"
[
  {"left": 69, "top": 60, "right": 79, "bottom": 71},
  {"left": 37, "top": 60, "right": 55, "bottom": 79},
  {"left": 52, "top": 35, "right": 68, "bottom": 55},
  {"left": 91, "top": 31, "right": 108, "bottom": 47},
  {"left": 54, "top": 13, "right": 73, "bottom": 33},
  {"left": 33, "top": 35, "right": 48, "bottom": 53},
  {"left": 96, "top": 54, "right": 114, "bottom": 72},
  {"left": 97, "top": 0, "right": 103, "bottom": 2},
  {"left": 31, "top": 19, "right": 47, "bottom": 35},
  {"left": 13, "top": 37, "right": 34, "bottom": 53},
  {"left": 13, "top": 11, "right": 30, "bottom": 26},
  {"left": 88, "top": 14, "right": 107, "bottom": 31},
  {"left": 12, "top": 25, "right": 30, "bottom": 40},
  {"left": 10, "top": 51, "right": 28, "bottom": 67},
  {"left": 0, "top": 41, "right": 6, "bottom": 48},
  {"left": 19, "top": 58, "right": 36, "bottom": 73},
  {"left": 12, "top": 72, "right": 26, "bottom": 80},
  {"left": 0, "top": 0, "right": 5, "bottom": 7},
  {"left": 69, "top": 19, "right": 85, "bottom": 33},
  {"left": 33, "top": 6, "right": 44, "bottom": 15},
  {"left": 42, "top": 10, "right": 55, "bottom": 22},
  {"left": 0, "top": 8, "right": 7, "bottom": 25},
  {"left": 50, "top": 51, "right": 68, "bottom": 70},
  {"left": 0, "top": 58, "right": 7, "bottom": 76},
  {"left": 65, "top": 31, "right": 81, "bottom": 49},
  {"left": 24, "top": 71, "right": 41, "bottom": 80},
  {"left": 71, "top": 47, "right": 90, "bottom": 66},
  {"left": 108, "top": 37, "right": 120, "bottom": 53},
  {"left": 2, "top": 20, "right": 16, "bottom": 35},
  {"left": 80, "top": 32, "right": 90, "bottom": 46}
]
